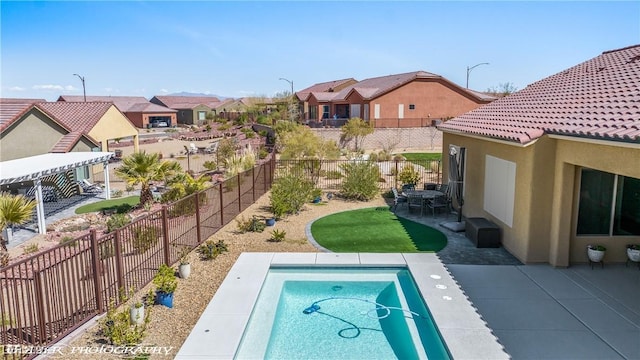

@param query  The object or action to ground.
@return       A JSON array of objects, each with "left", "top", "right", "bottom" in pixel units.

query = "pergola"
[{"left": 0, "top": 152, "right": 114, "bottom": 234}]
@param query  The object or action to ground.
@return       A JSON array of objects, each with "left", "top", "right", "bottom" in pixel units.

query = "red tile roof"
[
  {"left": 50, "top": 131, "right": 98, "bottom": 153},
  {"left": 0, "top": 98, "right": 46, "bottom": 132},
  {"left": 296, "top": 78, "right": 357, "bottom": 100},
  {"left": 58, "top": 95, "right": 175, "bottom": 113},
  {"left": 151, "top": 96, "right": 221, "bottom": 109},
  {"left": 438, "top": 45, "right": 640, "bottom": 145},
  {"left": 36, "top": 102, "right": 114, "bottom": 134}
]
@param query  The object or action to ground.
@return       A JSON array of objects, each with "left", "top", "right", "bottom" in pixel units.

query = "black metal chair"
[
  {"left": 391, "top": 188, "right": 407, "bottom": 212},
  {"left": 426, "top": 195, "right": 450, "bottom": 216},
  {"left": 407, "top": 193, "right": 424, "bottom": 216}
]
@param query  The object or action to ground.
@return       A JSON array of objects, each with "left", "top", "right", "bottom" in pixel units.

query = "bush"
[
  {"left": 340, "top": 161, "right": 381, "bottom": 201},
  {"left": 256, "top": 116, "right": 271, "bottom": 125},
  {"left": 99, "top": 241, "right": 115, "bottom": 259},
  {"left": 236, "top": 215, "right": 266, "bottom": 233},
  {"left": 111, "top": 189, "right": 124, "bottom": 198},
  {"left": 23, "top": 243, "right": 39, "bottom": 255},
  {"left": 153, "top": 264, "right": 177, "bottom": 294},
  {"left": 132, "top": 225, "right": 159, "bottom": 254},
  {"left": 398, "top": 164, "right": 420, "bottom": 186},
  {"left": 106, "top": 213, "right": 131, "bottom": 233},
  {"left": 270, "top": 173, "right": 314, "bottom": 218},
  {"left": 269, "top": 229, "right": 286, "bottom": 242},
  {"left": 59, "top": 236, "right": 77, "bottom": 247},
  {"left": 100, "top": 297, "right": 150, "bottom": 346},
  {"left": 197, "top": 239, "right": 228, "bottom": 260},
  {"left": 258, "top": 147, "right": 269, "bottom": 160},
  {"left": 324, "top": 170, "right": 343, "bottom": 180}
]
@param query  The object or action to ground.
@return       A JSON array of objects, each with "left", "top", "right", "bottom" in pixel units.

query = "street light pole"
[
  {"left": 279, "top": 77, "right": 295, "bottom": 122},
  {"left": 73, "top": 73, "right": 86, "bottom": 101},
  {"left": 466, "top": 63, "right": 489, "bottom": 89},
  {"left": 278, "top": 77, "right": 294, "bottom": 97}
]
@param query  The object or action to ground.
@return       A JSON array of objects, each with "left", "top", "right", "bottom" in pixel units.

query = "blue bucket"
[{"left": 156, "top": 291, "right": 174, "bottom": 308}]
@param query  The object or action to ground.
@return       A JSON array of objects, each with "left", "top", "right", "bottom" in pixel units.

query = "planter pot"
[
  {"left": 156, "top": 291, "right": 174, "bottom": 308},
  {"left": 312, "top": 197, "right": 322, "bottom": 204},
  {"left": 130, "top": 305, "right": 145, "bottom": 325},
  {"left": 178, "top": 263, "right": 191, "bottom": 279},
  {"left": 265, "top": 218, "right": 276, "bottom": 227},
  {"left": 587, "top": 247, "right": 605, "bottom": 263},
  {"left": 627, "top": 248, "right": 640, "bottom": 263}
]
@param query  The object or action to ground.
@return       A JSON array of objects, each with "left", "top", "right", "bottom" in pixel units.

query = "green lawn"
[
  {"left": 310, "top": 207, "right": 447, "bottom": 252},
  {"left": 400, "top": 152, "right": 442, "bottom": 161},
  {"left": 75, "top": 196, "right": 140, "bottom": 214}
]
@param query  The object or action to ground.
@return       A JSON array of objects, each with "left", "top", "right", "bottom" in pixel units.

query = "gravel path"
[{"left": 48, "top": 192, "right": 388, "bottom": 359}]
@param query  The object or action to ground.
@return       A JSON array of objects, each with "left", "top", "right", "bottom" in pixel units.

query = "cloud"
[
  {"left": 32, "top": 84, "right": 77, "bottom": 92},
  {"left": 9, "top": 86, "right": 25, "bottom": 91},
  {"left": 159, "top": 88, "right": 169, "bottom": 94}
]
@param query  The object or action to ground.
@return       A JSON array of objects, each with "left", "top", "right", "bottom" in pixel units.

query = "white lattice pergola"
[{"left": 0, "top": 152, "right": 114, "bottom": 234}]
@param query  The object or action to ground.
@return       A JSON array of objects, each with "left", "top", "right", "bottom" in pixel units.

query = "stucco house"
[
  {"left": 303, "top": 71, "right": 495, "bottom": 127},
  {"left": 438, "top": 44, "right": 640, "bottom": 266},
  {"left": 150, "top": 95, "right": 221, "bottom": 125},
  {"left": 58, "top": 95, "right": 177, "bottom": 129},
  {"left": 296, "top": 78, "right": 358, "bottom": 121}
]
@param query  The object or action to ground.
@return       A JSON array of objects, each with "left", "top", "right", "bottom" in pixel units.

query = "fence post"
[
  {"left": 263, "top": 161, "right": 267, "bottom": 195},
  {"left": 195, "top": 192, "right": 202, "bottom": 244},
  {"left": 395, "top": 159, "right": 399, "bottom": 189},
  {"left": 252, "top": 166, "right": 256, "bottom": 202},
  {"left": 33, "top": 271, "right": 48, "bottom": 343},
  {"left": 90, "top": 229, "right": 105, "bottom": 313},
  {"left": 113, "top": 230, "right": 125, "bottom": 293},
  {"left": 219, "top": 182, "right": 224, "bottom": 226},
  {"left": 237, "top": 173, "right": 242, "bottom": 213},
  {"left": 161, "top": 206, "right": 170, "bottom": 265}
]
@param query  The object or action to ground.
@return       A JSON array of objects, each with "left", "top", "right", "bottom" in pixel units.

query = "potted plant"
[
  {"left": 129, "top": 300, "right": 145, "bottom": 326},
  {"left": 587, "top": 244, "right": 606, "bottom": 263},
  {"left": 153, "top": 264, "right": 178, "bottom": 308},
  {"left": 627, "top": 244, "right": 640, "bottom": 263},
  {"left": 311, "top": 188, "right": 322, "bottom": 204},
  {"left": 177, "top": 246, "right": 191, "bottom": 279}
]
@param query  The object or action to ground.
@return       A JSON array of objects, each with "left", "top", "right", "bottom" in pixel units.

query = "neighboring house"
[
  {"left": 0, "top": 98, "right": 98, "bottom": 161},
  {"left": 58, "top": 95, "right": 177, "bottom": 129},
  {"left": 295, "top": 78, "right": 358, "bottom": 121},
  {"left": 150, "top": 96, "right": 221, "bottom": 125},
  {"left": 438, "top": 44, "right": 640, "bottom": 266},
  {"left": 304, "top": 71, "right": 495, "bottom": 127}
]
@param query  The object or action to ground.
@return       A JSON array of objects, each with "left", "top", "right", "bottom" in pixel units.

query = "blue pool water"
[{"left": 234, "top": 268, "right": 451, "bottom": 360}]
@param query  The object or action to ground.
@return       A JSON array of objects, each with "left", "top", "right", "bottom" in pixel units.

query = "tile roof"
[
  {"left": 151, "top": 96, "right": 221, "bottom": 109},
  {"left": 58, "top": 95, "right": 175, "bottom": 113},
  {"left": 296, "top": 78, "right": 357, "bottom": 100},
  {"left": 36, "top": 102, "right": 114, "bottom": 134},
  {"left": 308, "top": 71, "right": 494, "bottom": 103},
  {"left": 50, "top": 131, "right": 98, "bottom": 153},
  {"left": 0, "top": 98, "right": 46, "bottom": 132},
  {"left": 438, "top": 44, "right": 640, "bottom": 145}
]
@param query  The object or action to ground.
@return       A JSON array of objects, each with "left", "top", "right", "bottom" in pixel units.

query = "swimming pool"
[
  {"left": 175, "top": 253, "right": 508, "bottom": 360},
  {"left": 235, "top": 268, "right": 451, "bottom": 359}
]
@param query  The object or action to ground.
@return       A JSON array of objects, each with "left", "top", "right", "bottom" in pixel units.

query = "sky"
[{"left": 1, "top": 1, "right": 639, "bottom": 101}]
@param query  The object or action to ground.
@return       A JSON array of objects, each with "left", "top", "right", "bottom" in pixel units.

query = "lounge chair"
[{"left": 79, "top": 179, "right": 102, "bottom": 193}]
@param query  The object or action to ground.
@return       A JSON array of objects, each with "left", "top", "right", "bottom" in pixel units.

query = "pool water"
[{"left": 235, "top": 268, "right": 451, "bottom": 360}]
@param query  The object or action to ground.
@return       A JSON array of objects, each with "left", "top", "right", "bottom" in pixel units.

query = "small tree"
[
  {"left": 0, "top": 193, "right": 37, "bottom": 265},
  {"left": 270, "top": 172, "right": 314, "bottom": 218},
  {"left": 486, "top": 82, "right": 518, "bottom": 97},
  {"left": 340, "top": 161, "right": 380, "bottom": 201},
  {"left": 398, "top": 164, "right": 420, "bottom": 186},
  {"left": 340, "top": 117, "right": 374, "bottom": 152},
  {"left": 115, "top": 152, "right": 182, "bottom": 208}
]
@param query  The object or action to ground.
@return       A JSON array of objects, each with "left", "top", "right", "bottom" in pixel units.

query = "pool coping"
[{"left": 175, "top": 252, "right": 508, "bottom": 360}]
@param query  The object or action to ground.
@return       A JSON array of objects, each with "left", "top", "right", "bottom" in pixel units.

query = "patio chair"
[
  {"left": 391, "top": 188, "right": 407, "bottom": 212},
  {"left": 407, "top": 193, "right": 424, "bottom": 216},
  {"left": 426, "top": 195, "right": 450, "bottom": 216},
  {"left": 79, "top": 179, "right": 102, "bottom": 193}
]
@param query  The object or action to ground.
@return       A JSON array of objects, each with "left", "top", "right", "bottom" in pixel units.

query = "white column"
[
  {"left": 103, "top": 162, "right": 111, "bottom": 200},
  {"left": 33, "top": 178, "right": 47, "bottom": 234}
]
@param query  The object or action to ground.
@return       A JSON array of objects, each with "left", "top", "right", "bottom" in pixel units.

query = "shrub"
[
  {"left": 324, "top": 170, "right": 343, "bottom": 180},
  {"left": 111, "top": 190, "right": 124, "bottom": 198},
  {"left": 100, "top": 297, "right": 150, "bottom": 346},
  {"left": 270, "top": 173, "right": 314, "bottom": 218},
  {"left": 106, "top": 213, "right": 131, "bottom": 233},
  {"left": 197, "top": 239, "right": 228, "bottom": 260},
  {"left": 258, "top": 129, "right": 268, "bottom": 137},
  {"left": 398, "top": 164, "right": 420, "bottom": 186},
  {"left": 132, "top": 225, "right": 159, "bottom": 254},
  {"left": 218, "top": 123, "right": 231, "bottom": 131},
  {"left": 99, "top": 241, "right": 115, "bottom": 259},
  {"left": 0, "top": 250, "right": 9, "bottom": 267},
  {"left": 340, "top": 161, "right": 381, "bottom": 201},
  {"left": 256, "top": 116, "right": 271, "bottom": 125},
  {"left": 236, "top": 215, "right": 266, "bottom": 233},
  {"left": 269, "top": 229, "right": 286, "bottom": 242},
  {"left": 258, "top": 147, "right": 269, "bottom": 160},
  {"left": 153, "top": 264, "right": 177, "bottom": 294},
  {"left": 23, "top": 243, "right": 39, "bottom": 255}
]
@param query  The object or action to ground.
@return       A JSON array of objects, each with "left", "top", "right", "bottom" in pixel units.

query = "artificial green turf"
[
  {"left": 311, "top": 207, "right": 447, "bottom": 252},
  {"left": 75, "top": 196, "right": 140, "bottom": 214},
  {"left": 400, "top": 152, "right": 442, "bottom": 162}
]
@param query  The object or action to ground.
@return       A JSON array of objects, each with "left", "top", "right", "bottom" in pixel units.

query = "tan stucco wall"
[
  {"left": 88, "top": 106, "right": 139, "bottom": 153},
  {"left": 442, "top": 132, "right": 640, "bottom": 266},
  {"left": 0, "top": 109, "right": 68, "bottom": 161}
]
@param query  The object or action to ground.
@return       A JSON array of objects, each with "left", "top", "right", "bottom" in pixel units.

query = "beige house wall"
[
  {"left": 442, "top": 132, "right": 640, "bottom": 267},
  {"left": 88, "top": 106, "right": 139, "bottom": 153},
  {"left": 0, "top": 109, "right": 68, "bottom": 161}
]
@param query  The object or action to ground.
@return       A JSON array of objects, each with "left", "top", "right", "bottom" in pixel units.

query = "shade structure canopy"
[{"left": 0, "top": 152, "right": 114, "bottom": 234}]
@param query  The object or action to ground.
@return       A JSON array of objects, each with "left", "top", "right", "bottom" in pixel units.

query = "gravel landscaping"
[{"left": 48, "top": 192, "right": 388, "bottom": 359}]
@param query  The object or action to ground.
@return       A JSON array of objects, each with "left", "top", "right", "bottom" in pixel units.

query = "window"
[
  {"left": 198, "top": 111, "right": 206, "bottom": 121},
  {"left": 483, "top": 155, "right": 516, "bottom": 227},
  {"left": 409, "top": 104, "right": 415, "bottom": 110},
  {"left": 322, "top": 105, "right": 330, "bottom": 119},
  {"left": 309, "top": 106, "right": 317, "bottom": 120},
  {"left": 577, "top": 168, "right": 640, "bottom": 236}
]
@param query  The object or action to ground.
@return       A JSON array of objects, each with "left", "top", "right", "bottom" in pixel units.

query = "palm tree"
[
  {"left": 115, "top": 152, "right": 182, "bottom": 207},
  {"left": 0, "top": 192, "right": 36, "bottom": 254},
  {"left": 162, "top": 172, "right": 210, "bottom": 203}
]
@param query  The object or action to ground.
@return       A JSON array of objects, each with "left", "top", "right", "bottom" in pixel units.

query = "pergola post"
[
  {"left": 33, "top": 178, "right": 46, "bottom": 234},
  {"left": 103, "top": 162, "right": 111, "bottom": 200}
]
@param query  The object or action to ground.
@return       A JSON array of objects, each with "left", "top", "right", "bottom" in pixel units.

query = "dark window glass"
[
  {"left": 409, "top": 104, "right": 415, "bottom": 110},
  {"left": 613, "top": 176, "right": 640, "bottom": 235},
  {"left": 576, "top": 169, "right": 614, "bottom": 235}
]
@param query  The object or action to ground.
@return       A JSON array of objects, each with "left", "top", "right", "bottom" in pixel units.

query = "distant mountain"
[{"left": 168, "top": 92, "right": 230, "bottom": 100}]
